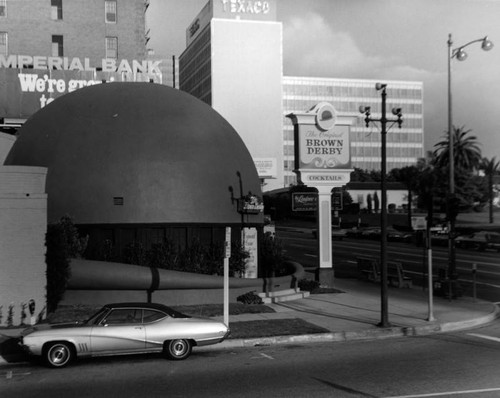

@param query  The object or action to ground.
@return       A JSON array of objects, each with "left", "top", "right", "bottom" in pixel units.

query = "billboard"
[{"left": 0, "top": 55, "right": 165, "bottom": 120}]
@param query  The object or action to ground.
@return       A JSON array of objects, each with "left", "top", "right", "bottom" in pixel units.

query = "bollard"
[{"left": 472, "top": 263, "right": 477, "bottom": 302}]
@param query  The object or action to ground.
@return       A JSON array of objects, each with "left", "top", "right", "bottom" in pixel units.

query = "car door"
[{"left": 90, "top": 308, "right": 146, "bottom": 354}]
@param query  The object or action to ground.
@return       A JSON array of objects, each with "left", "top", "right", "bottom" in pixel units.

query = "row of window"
[
  {"left": 0, "top": 32, "right": 117, "bottom": 58},
  {"left": 283, "top": 81, "right": 423, "bottom": 101},
  {"left": 283, "top": 99, "right": 423, "bottom": 116},
  {"left": 0, "top": 0, "right": 117, "bottom": 23}
]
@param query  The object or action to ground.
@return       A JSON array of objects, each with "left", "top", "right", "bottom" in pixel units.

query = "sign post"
[
  {"left": 413, "top": 216, "right": 435, "bottom": 321},
  {"left": 224, "top": 227, "right": 231, "bottom": 326},
  {"left": 287, "top": 103, "right": 355, "bottom": 286}
]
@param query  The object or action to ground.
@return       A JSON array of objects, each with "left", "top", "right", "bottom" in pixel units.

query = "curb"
[
  {"left": 2, "top": 304, "right": 498, "bottom": 367},
  {"left": 199, "top": 303, "right": 499, "bottom": 350}
]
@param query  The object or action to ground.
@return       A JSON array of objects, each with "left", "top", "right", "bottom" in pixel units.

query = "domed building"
[{"left": 3, "top": 82, "right": 264, "bottom": 308}]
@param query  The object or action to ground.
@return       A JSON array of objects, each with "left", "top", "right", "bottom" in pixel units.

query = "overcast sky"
[{"left": 147, "top": 0, "right": 500, "bottom": 160}]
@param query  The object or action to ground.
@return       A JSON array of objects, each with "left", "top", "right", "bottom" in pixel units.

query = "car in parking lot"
[
  {"left": 20, "top": 302, "right": 230, "bottom": 368},
  {"left": 455, "top": 231, "right": 500, "bottom": 251},
  {"left": 354, "top": 226, "right": 414, "bottom": 242},
  {"left": 312, "top": 227, "right": 347, "bottom": 240}
]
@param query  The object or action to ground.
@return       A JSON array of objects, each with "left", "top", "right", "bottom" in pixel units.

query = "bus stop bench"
[
  {"left": 387, "top": 261, "right": 413, "bottom": 288},
  {"left": 357, "top": 257, "right": 380, "bottom": 282},
  {"left": 357, "top": 257, "right": 412, "bottom": 288}
]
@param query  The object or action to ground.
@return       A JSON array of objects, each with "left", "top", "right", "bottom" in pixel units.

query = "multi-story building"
[
  {"left": 179, "top": 1, "right": 424, "bottom": 190},
  {"left": 179, "top": 0, "right": 284, "bottom": 191},
  {"left": 0, "top": 0, "right": 176, "bottom": 134},
  {"left": 282, "top": 76, "right": 424, "bottom": 186}
]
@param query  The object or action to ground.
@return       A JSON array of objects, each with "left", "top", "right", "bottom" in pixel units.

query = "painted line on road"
[
  {"left": 467, "top": 333, "right": 500, "bottom": 343},
  {"left": 384, "top": 386, "right": 500, "bottom": 397},
  {"left": 251, "top": 353, "right": 275, "bottom": 360}
]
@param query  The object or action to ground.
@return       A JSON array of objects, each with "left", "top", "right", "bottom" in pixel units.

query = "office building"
[
  {"left": 283, "top": 76, "right": 424, "bottom": 186},
  {"left": 179, "top": 0, "right": 284, "bottom": 191}
]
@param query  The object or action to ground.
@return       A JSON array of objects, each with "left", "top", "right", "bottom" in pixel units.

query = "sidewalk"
[
  {"left": 1, "top": 277, "right": 498, "bottom": 366},
  {"left": 205, "top": 277, "right": 499, "bottom": 349}
]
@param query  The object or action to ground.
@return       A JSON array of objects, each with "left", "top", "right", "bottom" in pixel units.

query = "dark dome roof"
[{"left": 5, "top": 82, "right": 262, "bottom": 224}]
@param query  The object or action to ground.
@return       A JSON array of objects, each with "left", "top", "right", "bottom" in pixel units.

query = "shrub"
[
  {"left": 298, "top": 278, "right": 320, "bottom": 292},
  {"left": 7, "top": 304, "right": 14, "bottom": 327},
  {"left": 46, "top": 215, "right": 88, "bottom": 313},
  {"left": 20, "top": 303, "right": 27, "bottom": 326},
  {"left": 237, "top": 291, "right": 263, "bottom": 305}
]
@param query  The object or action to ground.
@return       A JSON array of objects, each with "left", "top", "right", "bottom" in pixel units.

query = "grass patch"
[{"left": 228, "top": 318, "right": 329, "bottom": 339}]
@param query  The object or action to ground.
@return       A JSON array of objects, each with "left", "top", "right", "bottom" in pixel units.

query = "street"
[
  {"left": 2, "top": 321, "right": 500, "bottom": 397},
  {"left": 278, "top": 226, "right": 500, "bottom": 302}
]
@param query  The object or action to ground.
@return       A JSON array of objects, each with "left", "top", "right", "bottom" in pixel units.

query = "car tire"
[
  {"left": 44, "top": 342, "right": 74, "bottom": 368},
  {"left": 164, "top": 339, "right": 192, "bottom": 360}
]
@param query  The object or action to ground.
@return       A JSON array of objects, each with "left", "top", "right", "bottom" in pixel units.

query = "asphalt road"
[
  {"left": 278, "top": 226, "right": 500, "bottom": 302},
  {"left": 2, "top": 320, "right": 500, "bottom": 397}
]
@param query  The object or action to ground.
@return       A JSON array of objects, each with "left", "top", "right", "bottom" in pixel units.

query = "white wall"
[
  {"left": 350, "top": 189, "right": 407, "bottom": 209},
  {"left": 211, "top": 19, "right": 284, "bottom": 191},
  {"left": 0, "top": 166, "right": 47, "bottom": 326}
]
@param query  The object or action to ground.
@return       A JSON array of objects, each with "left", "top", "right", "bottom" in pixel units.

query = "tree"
[
  {"left": 389, "top": 165, "right": 420, "bottom": 226},
  {"left": 433, "top": 126, "right": 483, "bottom": 220},
  {"left": 480, "top": 157, "right": 500, "bottom": 223},
  {"left": 433, "top": 126, "right": 482, "bottom": 172}
]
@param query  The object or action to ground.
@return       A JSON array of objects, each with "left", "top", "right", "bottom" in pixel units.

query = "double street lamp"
[
  {"left": 447, "top": 34, "right": 493, "bottom": 281},
  {"left": 360, "top": 84, "right": 402, "bottom": 327}
]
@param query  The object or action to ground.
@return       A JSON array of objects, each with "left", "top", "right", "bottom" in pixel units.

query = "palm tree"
[
  {"left": 433, "top": 126, "right": 483, "bottom": 220},
  {"left": 480, "top": 157, "right": 500, "bottom": 223},
  {"left": 433, "top": 126, "right": 482, "bottom": 172}
]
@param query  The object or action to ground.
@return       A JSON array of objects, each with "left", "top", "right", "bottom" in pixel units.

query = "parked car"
[
  {"left": 386, "top": 227, "right": 414, "bottom": 243},
  {"left": 312, "top": 227, "right": 347, "bottom": 240},
  {"left": 455, "top": 231, "right": 500, "bottom": 251},
  {"left": 20, "top": 302, "right": 230, "bottom": 368},
  {"left": 355, "top": 227, "right": 413, "bottom": 242}
]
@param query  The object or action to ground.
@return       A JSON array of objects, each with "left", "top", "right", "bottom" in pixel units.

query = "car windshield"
[{"left": 83, "top": 307, "right": 110, "bottom": 325}]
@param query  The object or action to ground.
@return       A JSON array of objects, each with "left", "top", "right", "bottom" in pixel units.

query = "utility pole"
[{"left": 360, "top": 83, "right": 402, "bottom": 327}]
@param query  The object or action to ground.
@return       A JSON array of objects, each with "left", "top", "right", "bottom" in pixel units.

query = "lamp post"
[
  {"left": 447, "top": 34, "right": 493, "bottom": 283},
  {"left": 360, "top": 84, "right": 402, "bottom": 327}
]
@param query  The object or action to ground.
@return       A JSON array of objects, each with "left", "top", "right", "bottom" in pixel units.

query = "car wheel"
[
  {"left": 165, "top": 339, "right": 192, "bottom": 360},
  {"left": 44, "top": 342, "right": 74, "bottom": 368}
]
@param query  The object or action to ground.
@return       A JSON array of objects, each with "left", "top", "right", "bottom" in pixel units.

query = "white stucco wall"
[{"left": 0, "top": 166, "right": 47, "bottom": 326}]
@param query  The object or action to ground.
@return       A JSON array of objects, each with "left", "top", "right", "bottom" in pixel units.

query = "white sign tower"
[{"left": 287, "top": 103, "right": 355, "bottom": 286}]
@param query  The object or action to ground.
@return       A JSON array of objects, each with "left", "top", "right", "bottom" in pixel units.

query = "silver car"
[{"left": 20, "top": 302, "right": 230, "bottom": 368}]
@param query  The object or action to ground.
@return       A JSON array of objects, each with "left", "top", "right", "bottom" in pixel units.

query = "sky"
[{"left": 147, "top": 0, "right": 500, "bottom": 160}]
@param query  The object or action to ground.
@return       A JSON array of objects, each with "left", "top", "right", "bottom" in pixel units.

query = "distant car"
[
  {"left": 312, "top": 228, "right": 347, "bottom": 240},
  {"left": 455, "top": 231, "right": 500, "bottom": 251},
  {"left": 356, "top": 227, "right": 413, "bottom": 242},
  {"left": 386, "top": 227, "right": 414, "bottom": 243},
  {"left": 20, "top": 302, "right": 230, "bottom": 368},
  {"left": 359, "top": 227, "right": 381, "bottom": 239}
]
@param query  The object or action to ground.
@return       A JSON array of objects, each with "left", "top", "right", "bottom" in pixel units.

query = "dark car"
[{"left": 455, "top": 231, "right": 500, "bottom": 251}]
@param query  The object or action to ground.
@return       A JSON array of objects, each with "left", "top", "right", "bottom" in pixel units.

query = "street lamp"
[
  {"left": 360, "top": 84, "right": 403, "bottom": 327},
  {"left": 447, "top": 34, "right": 493, "bottom": 284}
]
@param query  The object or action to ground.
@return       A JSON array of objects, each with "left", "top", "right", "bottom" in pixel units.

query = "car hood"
[{"left": 21, "top": 321, "right": 84, "bottom": 336}]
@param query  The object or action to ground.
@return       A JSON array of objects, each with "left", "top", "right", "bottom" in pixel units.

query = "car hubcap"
[
  {"left": 50, "top": 346, "right": 69, "bottom": 364},
  {"left": 172, "top": 340, "right": 187, "bottom": 356}
]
